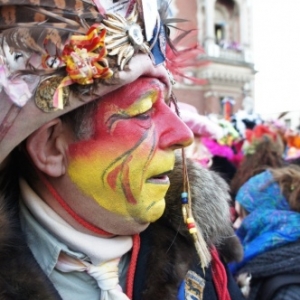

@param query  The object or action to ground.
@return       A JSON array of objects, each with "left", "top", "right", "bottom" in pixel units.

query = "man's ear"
[{"left": 26, "top": 118, "right": 70, "bottom": 177}]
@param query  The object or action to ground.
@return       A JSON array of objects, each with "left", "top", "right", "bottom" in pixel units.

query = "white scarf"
[{"left": 20, "top": 178, "right": 132, "bottom": 300}]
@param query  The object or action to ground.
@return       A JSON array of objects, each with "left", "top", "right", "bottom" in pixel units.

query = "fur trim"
[{"left": 168, "top": 155, "right": 243, "bottom": 262}]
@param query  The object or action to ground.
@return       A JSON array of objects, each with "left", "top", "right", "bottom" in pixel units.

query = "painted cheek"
[
  {"left": 67, "top": 146, "right": 129, "bottom": 216},
  {"left": 67, "top": 129, "right": 157, "bottom": 218},
  {"left": 128, "top": 153, "right": 175, "bottom": 223},
  {"left": 121, "top": 129, "right": 157, "bottom": 203}
]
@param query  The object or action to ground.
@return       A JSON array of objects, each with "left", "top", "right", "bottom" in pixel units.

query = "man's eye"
[{"left": 134, "top": 110, "right": 151, "bottom": 120}]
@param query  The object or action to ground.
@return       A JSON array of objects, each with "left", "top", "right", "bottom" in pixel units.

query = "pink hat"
[
  {"left": 177, "top": 103, "right": 223, "bottom": 140},
  {"left": 0, "top": 1, "right": 172, "bottom": 164}
]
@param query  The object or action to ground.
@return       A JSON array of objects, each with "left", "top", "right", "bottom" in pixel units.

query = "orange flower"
[{"left": 62, "top": 24, "right": 113, "bottom": 85}]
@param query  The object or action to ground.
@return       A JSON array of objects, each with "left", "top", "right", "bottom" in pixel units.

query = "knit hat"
[{"left": 0, "top": 0, "right": 173, "bottom": 164}]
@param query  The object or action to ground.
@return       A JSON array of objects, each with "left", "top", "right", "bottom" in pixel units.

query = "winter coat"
[{"left": 236, "top": 240, "right": 300, "bottom": 300}]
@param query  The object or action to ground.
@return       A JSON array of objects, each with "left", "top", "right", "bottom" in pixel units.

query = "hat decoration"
[
  {"left": 165, "top": 31, "right": 209, "bottom": 85},
  {"left": 0, "top": 0, "right": 167, "bottom": 112},
  {"left": 0, "top": 55, "right": 33, "bottom": 107}
]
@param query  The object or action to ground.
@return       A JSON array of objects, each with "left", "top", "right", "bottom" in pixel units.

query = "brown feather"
[
  {"left": 0, "top": 3, "right": 101, "bottom": 27},
  {"left": 0, "top": 0, "right": 95, "bottom": 12},
  {"left": 0, "top": 2, "right": 104, "bottom": 55}
]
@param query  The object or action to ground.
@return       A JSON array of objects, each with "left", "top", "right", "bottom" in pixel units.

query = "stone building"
[{"left": 170, "top": 0, "right": 256, "bottom": 118}]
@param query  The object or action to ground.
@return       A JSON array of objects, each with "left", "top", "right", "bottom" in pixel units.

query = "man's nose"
[{"left": 158, "top": 106, "right": 194, "bottom": 150}]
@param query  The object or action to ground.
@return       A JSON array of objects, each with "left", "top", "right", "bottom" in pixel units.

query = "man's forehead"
[{"left": 101, "top": 77, "right": 169, "bottom": 107}]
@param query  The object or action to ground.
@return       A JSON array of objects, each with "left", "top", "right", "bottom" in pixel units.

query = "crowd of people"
[
  {"left": 180, "top": 100, "right": 300, "bottom": 299},
  {"left": 0, "top": 0, "right": 299, "bottom": 299}
]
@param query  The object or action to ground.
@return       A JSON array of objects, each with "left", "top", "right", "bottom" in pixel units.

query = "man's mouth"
[{"left": 147, "top": 171, "right": 171, "bottom": 184}]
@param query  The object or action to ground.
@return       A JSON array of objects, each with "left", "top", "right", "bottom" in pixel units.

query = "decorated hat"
[{"left": 0, "top": 0, "right": 177, "bottom": 164}]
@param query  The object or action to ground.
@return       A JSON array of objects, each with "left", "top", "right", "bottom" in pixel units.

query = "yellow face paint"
[
  {"left": 68, "top": 143, "right": 175, "bottom": 222},
  {"left": 67, "top": 78, "right": 193, "bottom": 224}
]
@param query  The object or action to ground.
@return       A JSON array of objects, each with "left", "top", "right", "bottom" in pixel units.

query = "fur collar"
[
  {"left": 139, "top": 154, "right": 243, "bottom": 299},
  {"left": 167, "top": 155, "right": 243, "bottom": 261}
]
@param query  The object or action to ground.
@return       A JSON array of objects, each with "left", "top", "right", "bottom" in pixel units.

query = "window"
[{"left": 215, "top": 23, "right": 225, "bottom": 44}]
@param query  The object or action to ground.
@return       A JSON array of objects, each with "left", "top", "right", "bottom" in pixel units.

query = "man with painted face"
[{"left": 0, "top": 1, "right": 244, "bottom": 299}]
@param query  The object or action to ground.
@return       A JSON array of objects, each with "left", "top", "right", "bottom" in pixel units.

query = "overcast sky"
[{"left": 252, "top": 0, "right": 300, "bottom": 119}]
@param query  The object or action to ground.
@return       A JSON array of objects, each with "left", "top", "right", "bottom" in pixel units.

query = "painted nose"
[{"left": 159, "top": 105, "right": 194, "bottom": 150}]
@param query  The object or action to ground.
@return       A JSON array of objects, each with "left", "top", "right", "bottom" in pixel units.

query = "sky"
[{"left": 252, "top": 0, "right": 300, "bottom": 125}]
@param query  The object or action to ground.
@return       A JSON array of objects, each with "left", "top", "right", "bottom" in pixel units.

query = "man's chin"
[
  {"left": 135, "top": 199, "right": 166, "bottom": 224},
  {"left": 108, "top": 200, "right": 166, "bottom": 235}
]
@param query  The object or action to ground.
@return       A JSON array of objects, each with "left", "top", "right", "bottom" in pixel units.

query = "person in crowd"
[
  {"left": 230, "top": 125, "right": 285, "bottom": 199},
  {"left": 177, "top": 103, "right": 239, "bottom": 184},
  {"left": 231, "top": 165, "right": 300, "bottom": 300},
  {"left": 0, "top": 1, "right": 245, "bottom": 299},
  {"left": 201, "top": 119, "right": 240, "bottom": 185},
  {"left": 176, "top": 102, "right": 223, "bottom": 169}
]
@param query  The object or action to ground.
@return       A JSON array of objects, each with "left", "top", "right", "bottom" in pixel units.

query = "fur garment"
[
  {"left": 168, "top": 154, "right": 243, "bottom": 260},
  {"left": 140, "top": 154, "right": 243, "bottom": 300}
]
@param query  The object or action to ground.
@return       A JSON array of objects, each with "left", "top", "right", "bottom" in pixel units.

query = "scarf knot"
[{"left": 56, "top": 252, "right": 129, "bottom": 300}]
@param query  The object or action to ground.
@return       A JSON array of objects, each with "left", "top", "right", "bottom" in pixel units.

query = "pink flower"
[{"left": 0, "top": 64, "right": 32, "bottom": 107}]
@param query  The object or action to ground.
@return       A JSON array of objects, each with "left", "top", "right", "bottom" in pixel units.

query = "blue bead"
[
  {"left": 181, "top": 192, "right": 188, "bottom": 198},
  {"left": 181, "top": 197, "right": 188, "bottom": 204}
]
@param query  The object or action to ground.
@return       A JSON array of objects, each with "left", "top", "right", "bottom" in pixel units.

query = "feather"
[
  {"left": 277, "top": 111, "right": 289, "bottom": 119},
  {"left": 0, "top": 0, "right": 95, "bottom": 12},
  {"left": 29, "top": 7, "right": 83, "bottom": 28},
  {"left": 158, "top": 1, "right": 190, "bottom": 52},
  {"left": 157, "top": 0, "right": 209, "bottom": 85},
  {"left": 0, "top": 3, "right": 101, "bottom": 28},
  {"left": 163, "top": 18, "right": 189, "bottom": 25},
  {"left": 0, "top": 2, "right": 104, "bottom": 55},
  {"left": 1, "top": 26, "right": 71, "bottom": 54},
  {"left": 165, "top": 31, "right": 209, "bottom": 85}
]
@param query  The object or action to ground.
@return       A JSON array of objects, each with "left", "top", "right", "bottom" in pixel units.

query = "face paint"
[{"left": 67, "top": 77, "right": 193, "bottom": 224}]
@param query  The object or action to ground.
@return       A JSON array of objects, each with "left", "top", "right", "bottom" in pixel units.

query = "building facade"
[{"left": 171, "top": 0, "right": 256, "bottom": 118}]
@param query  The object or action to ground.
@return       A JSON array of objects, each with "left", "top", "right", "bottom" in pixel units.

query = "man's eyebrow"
[
  {"left": 137, "top": 90, "right": 156, "bottom": 101},
  {"left": 149, "top": 79, "right": 170, "bottom": 103},
  {"left": 121, "top": 90, "right": 157, "bottom": 115}
]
